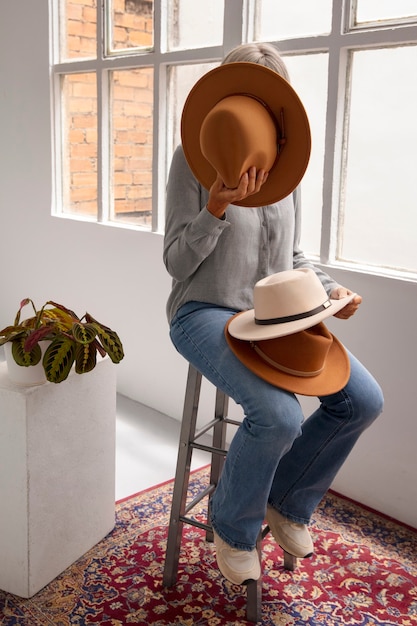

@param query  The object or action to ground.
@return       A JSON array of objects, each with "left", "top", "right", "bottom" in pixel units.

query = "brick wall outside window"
[{"left": 64, "top": 0, "right": 154, "bottom": 223}]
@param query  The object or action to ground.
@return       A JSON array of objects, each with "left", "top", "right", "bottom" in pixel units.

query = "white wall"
[{"left": 1, "top": 2, "right": 416, "bottom": 528}]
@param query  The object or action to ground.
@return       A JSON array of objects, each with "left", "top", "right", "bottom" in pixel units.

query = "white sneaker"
[
  {"left": 266, "top": 505, "right": 314, "bottom": 558},
  {"left": 213, "top": 530, "right": 261, "bottom": 585}
]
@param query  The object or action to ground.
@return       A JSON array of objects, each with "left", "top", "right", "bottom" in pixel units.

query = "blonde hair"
[{"left": 222, "top": 42, "right": 290, "bottom": 82}]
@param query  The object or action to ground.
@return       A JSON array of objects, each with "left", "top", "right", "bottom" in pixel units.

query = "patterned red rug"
[{"left": 1, "top": 466, "right": 416, "bottom": 625}]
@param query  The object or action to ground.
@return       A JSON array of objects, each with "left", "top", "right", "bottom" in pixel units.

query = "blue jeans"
[{"left": 170, "top": 301, "right": 384, "bottom": 551}]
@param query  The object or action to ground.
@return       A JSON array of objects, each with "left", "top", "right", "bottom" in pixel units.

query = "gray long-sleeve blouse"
[{"left": 163, "top": 145, "right": 339, "bottom": 324}]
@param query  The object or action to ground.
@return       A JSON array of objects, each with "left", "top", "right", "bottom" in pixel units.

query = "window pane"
[
  {"left": 341, "top": 46, "right": 417, "bottom": 273},
  {"left": 284, "top": 54, "right": 328, "bottom": 258},
  {"left": 167, "top": 0, "right": 224, "bottom": 50},
  {"left": 167, "top": 63, "right": 217, "bottom": 159},
  {"left": 355, "top": 0, "right": 417, "bottom": 24},
  {"left": 59, "top": 0, "right": 97, "bottom": 61},
  {"left": 108, "top": 0, "right": 153, "bottom": 53},
  {"left": 111, "top": 68, "right": 154, "bottom": 227},
  {"left": 252, "top": 0, "right": 332, "bottom": 41},
  {"left": 61, "top": 73, "right": 98, "bottom": 217}
]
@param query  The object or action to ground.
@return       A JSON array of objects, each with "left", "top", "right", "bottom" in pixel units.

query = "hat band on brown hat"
[
  {"left": 249, "top": 323, "right": 332, "bottom": 380},
  {"left": 250, "top": 341, "right": 324, "bottom": 377},
  {"left": 235, "top": 93, "right": 287, "bottom": 155}
]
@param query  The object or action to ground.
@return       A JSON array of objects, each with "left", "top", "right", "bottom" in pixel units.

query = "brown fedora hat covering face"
[
  {"left": 228, "top": 268, "right": 356, "bottom": 341},
  {"left": 181, "top": 62, "right": 311, "bottom": 207},
  {"left": 225, "top": 319, "right": 350, "bottom": 396},
  {"left": 200, "top": 94, "right": 278, "bottom": 190}
]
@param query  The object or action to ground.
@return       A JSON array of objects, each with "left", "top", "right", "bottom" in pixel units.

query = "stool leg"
[
  {"left": 163, "top": 365, "right": 202, "bottom": 587},
  {"left": 206, "top": 387, "right": 229, "bottom": 543},
  {"left": 163, "top": 365, "right": 270, "bottom": 621},
  {"left": 245, "top": 531, "right": 263, "bottom": 623},
  {"left": 283, "top": 551, "right": 297, "bottom": 571},
  {"left": 264, "top": 524, "right": 298, "bottom": 571}
]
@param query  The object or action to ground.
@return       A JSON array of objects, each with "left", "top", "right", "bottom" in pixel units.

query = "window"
[
  {"left": 354, "top": 0, "right": 417, "bottom": 26},
  {"left": 52, "top": 0, "right": 156, "bottom": 228},
  {"left": 341, "top": 45, "right": 417, "bottom": 272},
  {"left": 250, "top": 0, "right": 332, "bottom": 40},
  {"left": 51, "top": 1, "right": 417, "bottom": 276}
]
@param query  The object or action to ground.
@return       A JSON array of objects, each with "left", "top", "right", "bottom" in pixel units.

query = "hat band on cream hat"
[
  {"left": 228, "top": 268, "right": 356, "bottom": 341},
  {"left": 255, "top": 298, "right": 332, "bottom": 326}
]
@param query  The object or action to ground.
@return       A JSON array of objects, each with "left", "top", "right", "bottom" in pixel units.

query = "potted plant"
[{"left": 0, "top": 298, "right": 124, "bottom": 384}]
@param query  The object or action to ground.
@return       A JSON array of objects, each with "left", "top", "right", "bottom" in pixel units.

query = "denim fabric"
[{"left": 170, "top": 301, "right": 384, "bottom": 551}]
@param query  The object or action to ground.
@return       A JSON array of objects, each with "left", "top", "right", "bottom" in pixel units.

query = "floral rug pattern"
[{"left": 1, "top": 467, "right": 416, "bottom": 625}]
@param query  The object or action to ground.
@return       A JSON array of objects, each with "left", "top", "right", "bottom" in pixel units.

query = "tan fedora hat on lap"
[
  {"left": 181, "top": 62, "right": 311, "bottom": 207},
  {"left": 225, "top": 319, "right": 350, "bottom": 396},
  {"left": 224, "top": 268, "right": 355, "bottom": 395}
]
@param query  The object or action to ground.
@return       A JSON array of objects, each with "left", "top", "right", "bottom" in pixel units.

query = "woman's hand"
[
  {"left": 330, "top": 287, "right": 362, "bottom": 319},
  {"left": 206, "top": 166, "right": 268, "bottom": 218}
]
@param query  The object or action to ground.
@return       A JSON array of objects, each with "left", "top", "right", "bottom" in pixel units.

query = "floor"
[{"left": 115, "top": 393, "right": 209, "bottom": 501}]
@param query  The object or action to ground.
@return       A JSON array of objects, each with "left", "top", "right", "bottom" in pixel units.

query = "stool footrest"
[
  {"left": 194, "top": 416, "right": 241, "bottom": 442},
  {"left": 190, "top": 441, "right": 228, "bottom": 456},
  {"left": 194, "top": 417, "right": 224, "bottom": 440},
  {"left": 184, "top": 484, "right": 216, "bottom": 514},
  {"left": 179, "top": 515, "right": 212, "bottom": 533}
]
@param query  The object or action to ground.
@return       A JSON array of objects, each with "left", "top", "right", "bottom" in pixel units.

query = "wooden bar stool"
[{"left": 163, "top": 363, "right": 296, "bottom": 623}]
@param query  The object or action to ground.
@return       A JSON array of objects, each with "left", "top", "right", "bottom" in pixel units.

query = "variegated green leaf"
[
  {"left": 46, "top": 301, "right": 79, "bottom": 321},
  {"left": 75, "top": 342, "right": 97, "bottom": 374},
  {"left": 85, "top": 316, "right": 124, "bottom": 363},
  {"left": 72, "top": 322, "right": 97, "bottom": 344},
  {"left": 96, "top": 326, "right": 124, "bottom": 363},
  {"left": 43, "top": 337, "right": 76, "bottom": 383},
  {"left": 0, "top": 327, "right": 27, "bottom": 346},
  {"left": 42, "top": 307, "right": 74, "bottom": 332},
  {"left": 11, "top": 337, "right": 42, "bottom": 367}
]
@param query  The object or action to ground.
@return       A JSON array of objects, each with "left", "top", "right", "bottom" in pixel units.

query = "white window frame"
[{"left": 50, "top": 0, "right": 417, "bottom": 278}]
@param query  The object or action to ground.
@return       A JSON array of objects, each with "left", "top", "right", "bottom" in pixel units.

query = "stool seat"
[{"left": 163, "top": 363, "right": 296, "bottom": 623}]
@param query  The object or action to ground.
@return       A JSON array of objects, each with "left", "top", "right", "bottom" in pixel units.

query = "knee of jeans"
[
  {"left": 243, "top": 409, "right": 302, "bottom": 444},
  {"left": 363, "top": 383, "right": 384, "bottom": 425},
  {"left": 348, "top": 380, "right": 384, "bottom": 428}
]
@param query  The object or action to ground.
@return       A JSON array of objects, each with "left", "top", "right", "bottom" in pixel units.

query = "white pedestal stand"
[{"left": 0, "top": 358, "right": 116, "bottom": 598}]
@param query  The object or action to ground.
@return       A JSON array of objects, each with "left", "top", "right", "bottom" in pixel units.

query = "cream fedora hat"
[
  {"left": 181, "top": 62, "right": 311, "bottom": 207},
  {"left": 227, "top": 268, "right": 355, "bottom": 341}
]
